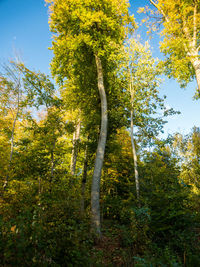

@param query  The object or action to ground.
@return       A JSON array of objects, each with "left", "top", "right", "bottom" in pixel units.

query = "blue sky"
[
  {"left": 0, "top": 0, "right": 52, "bottom": 73},
  {"left": 1, "top": 0, "right": 200, "bottom": 137}
]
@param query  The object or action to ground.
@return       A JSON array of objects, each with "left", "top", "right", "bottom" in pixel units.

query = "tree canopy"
[{"left": 1, "top": 0, "right": 200, "bottom": 266}]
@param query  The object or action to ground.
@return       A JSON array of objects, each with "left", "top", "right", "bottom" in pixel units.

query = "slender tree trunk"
[
  {"left": 91, "top": 54, "right": 108, "bottom": 236},
  {"left": 190, "top": 3, "right": 200, "bottom": 95},
  {"left": 81, "top": 143, "right": 88, "bottom": 216},
  {"left": 130, "top": 109, "right": 140, "bottom": 202},
  {"left": 129, "top": 80, "right": 140, "bottom": 204},
  {"left": 191, "top": 59, "right": 200, "bottom": 95},
  {"left": 3, "top": 83, "right": 20, "bottom": 190},
  {"left": 184, "top": 41, "right": 200, "bottom": 95},
  {"left": 149, "top": 0, "right": 169, "bottom": 23},
  {"left": 70, "top": 119, "right": 81, "bottom": 175}
]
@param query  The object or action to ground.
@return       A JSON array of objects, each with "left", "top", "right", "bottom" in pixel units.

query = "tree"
[
  {"left": 17, "top": 64, "right": 64, "bottom": 184},
  {"left": 142, "top": 0, "right": 200, "bottom": 97},
  {"left": 122, "top": 38, "right": 175, "bottom": 203},
  {"left": 45, "top": 0, "right": 135, "bottom": 236},
  {"left": 0, "top": 61, "right": 26, "bottom": 189},
  {"left": 141, "top": 146, "right": 191, "bottom": 247},
  {"left": 173, "top": 127, "right": 200, "bottom": 191},
  {"left": 0, "top": 63, "right": 62, "bottom": 187}
]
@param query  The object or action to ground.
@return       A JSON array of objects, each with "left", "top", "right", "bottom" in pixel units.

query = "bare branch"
[{"left": 149, "top": 0, "right": 169, "bottom": 23}]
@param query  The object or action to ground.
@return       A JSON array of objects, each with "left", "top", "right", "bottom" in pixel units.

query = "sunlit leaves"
[
  {"left": 45, "top": 0, "right": 135, "bottom": 81},
  {"left": 145, "top": 0, "right": 200, "bottom": 90}
]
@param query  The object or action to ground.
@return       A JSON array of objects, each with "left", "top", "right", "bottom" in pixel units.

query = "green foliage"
[
  {"left": 18, "top": 64, "right": 58, "bottom": 109},
  {"left": 1, "top": 178, "right": 91, "bottom": 266},
  {"left": 121, "top": 37, "right": 179, "bottom": 147},
  {"left": 141, "top": 149, "right": 189, "bottom": 237},
  {"left": 143, "top": 0, "right": 200, "bottom": 92},
  {"left": 1, "top": 1, "right": 200, "bottom": 265},
  {"left": 46, "top": 0, "right": 135, "bottom": 80}
]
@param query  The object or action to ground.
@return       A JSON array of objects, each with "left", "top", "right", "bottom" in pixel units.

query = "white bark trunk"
[
  {"left": 149, "top": 0, "right": 169, "bottom": 23},
  {"left": 70, "top": 119, "right": 81, "bottom": 175},
  {"left": 129, "top": 76, "right": 140, "bottom": 203},
  {"left": 91, "top": 54, "right": 108, "bottom": 236},
  {"left": 130, "top": 109, "right": 140, "bottom": 202},
  {"left": 191, "top": 59, "right": 200, "bottom": 95},
  {"left": 185, "top": 37, "right": 200, "bottom": 95}
]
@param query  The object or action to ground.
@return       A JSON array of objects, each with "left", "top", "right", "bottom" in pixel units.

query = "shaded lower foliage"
[{"left": 1, "top": 142, "right": 200, "bottom": 266}]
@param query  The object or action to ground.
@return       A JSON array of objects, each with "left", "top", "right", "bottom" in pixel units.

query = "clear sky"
[{"left": 1, "top": 0, "right": 200, "bottom": 137}]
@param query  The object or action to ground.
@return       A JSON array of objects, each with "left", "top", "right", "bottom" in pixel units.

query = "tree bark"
[
  {"left": 129, "top": 78, "right": 140, "bottom": 204},
  {"left": 91, "top": 54, "right": 108, "bottom": 236},
  {"left": 149, "top": 0, "right": 169, "bottom": 23},
  {"left": 191, "top": 59, "right": 200, "bottom": 95},
  {"left": 185, "top": 32, "right": 200, "bottom": 95},
  {"left": 70, "top": 119, "right": 81, "bottom": 175},
  {"left": 130, "top": 109, "right": 140, "bottom": 202}
]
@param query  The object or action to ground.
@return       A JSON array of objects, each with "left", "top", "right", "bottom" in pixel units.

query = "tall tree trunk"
[
  {"left": 130, "top": 81, "right": 140, "bottom": 204},
  {"left": 70, "top": 119, "right": 81, "bottom": 175},
  {"left": 81, "top": 142, "right": 88, "bottom": 216},
  {"left": 190, "top": 3, "right": 200, "bottom": 95},
  {"left": 130, "top": 109, "right": 140, "bottom": 202},
  {"left": 91, "top": 54, "right": 108, "bottom": 236},
  {"left": 3, "top": 83, "right": 20, "bottom": 190},
  {"left": 186, "top": 39, "right": 200, "bottom": 95},
  {"left": 191, "top": 59, "right": 200, "bottom": 95}
]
